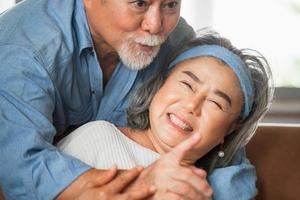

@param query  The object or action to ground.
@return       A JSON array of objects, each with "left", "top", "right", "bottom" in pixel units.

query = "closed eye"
[
  {"left": 207, "top": 99, "right": 227, "bottom": 112},
  {"left": 210, "top": 100, "right": 222, "bottom": 109},
  {"left": 180, "top": 81, "right": 194, "bottom": 91}
]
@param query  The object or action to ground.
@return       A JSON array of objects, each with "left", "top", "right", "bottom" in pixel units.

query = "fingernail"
[
  {"left": 149, "top": 185, "right": 156, "bottom": 192},
  {"left": 136, "top": 166, "right": 144, "bottom": 172},
  {"left": 205, "top": 186, "right": 213, "bottom": 197},
  {"left": 192, "top": 133, "right": 201, "bottom": 140},
  {"left": 195, "top": 167, "right": 206, "bottom": 175}
]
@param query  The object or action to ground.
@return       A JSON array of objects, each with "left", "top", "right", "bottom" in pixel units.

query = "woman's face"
[{"left": 148, "top": 56, "right": 244, "bottom": 164}]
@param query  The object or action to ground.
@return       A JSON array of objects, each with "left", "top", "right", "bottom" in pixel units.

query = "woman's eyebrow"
[
  {"left": 182, "top": 70, "right": 203, "bottom": 84},
  {"left": 214, "top": 90, "right": 232, "bottom": 107}
]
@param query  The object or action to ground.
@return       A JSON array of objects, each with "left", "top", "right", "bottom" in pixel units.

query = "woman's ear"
[
  {"left": 226, "top": 119, "right": 243, "bottom": 136},
  {"left": 220, "top": 139, "right": 225, "bottom": 144}
]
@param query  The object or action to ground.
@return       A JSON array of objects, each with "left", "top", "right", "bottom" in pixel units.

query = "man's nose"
[{"left": 141, "top": 7, "right": 163, "bottom": 34}]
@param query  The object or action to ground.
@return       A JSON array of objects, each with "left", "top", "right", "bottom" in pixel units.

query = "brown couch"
[
  {"left": 0, "top": 188, "right": 3, "bottom": 200},
  {"left": 246, "top": 124, "right": 300, "bottom": 200},
  {"left": 1, "top": 124, "right": 299, "bottom": 200}
]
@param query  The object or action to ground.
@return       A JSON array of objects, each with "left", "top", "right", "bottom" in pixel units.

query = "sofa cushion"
[{"left": 246, "top": 124, "right": 300, "bottom": 200}]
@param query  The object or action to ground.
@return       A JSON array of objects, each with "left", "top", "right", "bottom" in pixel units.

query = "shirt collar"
[{"left": 73, "top": 0, "right": 93, "bottom": 55}]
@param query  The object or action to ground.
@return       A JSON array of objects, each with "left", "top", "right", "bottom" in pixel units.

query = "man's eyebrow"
[
  {"left": 182, "top": 70, "right": 202, "bottom": 84},
  {"left": 214, "top": 90, "right": 232, "bottom": 106}
]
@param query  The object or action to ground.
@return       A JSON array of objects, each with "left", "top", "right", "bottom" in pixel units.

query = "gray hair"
[{"left": 126, "top": 29, "right": 274, "bottom": 173}]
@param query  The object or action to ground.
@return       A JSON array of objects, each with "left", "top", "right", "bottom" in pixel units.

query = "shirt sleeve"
[
  {"left": 208, "top": 148, "right": 257, "bottom": 200},
  {"left": 0, "top": 45, "right": 90, "bottom": 200}
]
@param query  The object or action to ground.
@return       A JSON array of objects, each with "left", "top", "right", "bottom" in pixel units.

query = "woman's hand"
[
  {"left": 128, "top": 134, "right": 213, "bottom": 200},
  {"left": 56, "top": 166, "right": 155, "bottom": 200}
]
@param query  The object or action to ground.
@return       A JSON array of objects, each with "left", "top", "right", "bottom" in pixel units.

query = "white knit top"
[{"left": 57, "top": 121, "right": 160, "bottom": 169}]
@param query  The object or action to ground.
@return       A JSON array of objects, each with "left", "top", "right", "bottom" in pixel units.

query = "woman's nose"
[{"left": 184, "top": 96, "right": 203, "bottom": 116}]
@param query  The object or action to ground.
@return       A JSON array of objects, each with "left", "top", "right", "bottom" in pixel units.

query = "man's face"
[{"left": 84, "top": 0, "right": 181, "bottom": 70}]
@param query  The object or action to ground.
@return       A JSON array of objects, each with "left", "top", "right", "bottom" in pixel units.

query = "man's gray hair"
[{"left": 126, "top": 29, "right": 274, "bottom": 173}]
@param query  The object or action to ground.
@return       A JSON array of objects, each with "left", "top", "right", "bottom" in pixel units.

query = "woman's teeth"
[{"left": 169, "top": 114, "right": 193, "bottom": 131}]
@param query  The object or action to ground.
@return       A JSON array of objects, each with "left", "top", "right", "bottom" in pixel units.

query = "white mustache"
[{"left": 133, "top": 35, "right": 166, "bottom": 47}]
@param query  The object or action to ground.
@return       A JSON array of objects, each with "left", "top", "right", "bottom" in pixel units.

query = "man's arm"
[
  {"left": 0, "top": 46, "right": 156, "bottom": 200},
  {"left": 56, "top": 167, "right": 156, "bottom": 200},
  {"left": 208, "top": 148, "right": 257, "bottom": 200},
  {"left": 0, "top": 46, "right": 91, "bottom": 199}
]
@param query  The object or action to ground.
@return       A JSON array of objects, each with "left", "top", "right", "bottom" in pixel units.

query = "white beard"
[{"left": 118, "top": 34, "right": 166, "bottom": 70}]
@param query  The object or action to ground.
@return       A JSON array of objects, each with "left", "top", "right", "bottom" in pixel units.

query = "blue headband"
[{"left": 168, "top": 45, "right": 254, "bottom": 119}]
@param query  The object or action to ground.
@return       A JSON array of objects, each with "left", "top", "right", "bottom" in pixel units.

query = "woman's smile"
[{"left": 167, "top": 113, "right": 193, "bottom": 133}]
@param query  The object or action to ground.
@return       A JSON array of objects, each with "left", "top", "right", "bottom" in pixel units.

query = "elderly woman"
[{"left": 58, "top": 31, "right": 274, "bottom": 199}]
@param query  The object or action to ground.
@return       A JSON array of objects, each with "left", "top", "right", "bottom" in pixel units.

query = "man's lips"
[{"left": 136, "top": 43, "right": 155, "bottom": 52}]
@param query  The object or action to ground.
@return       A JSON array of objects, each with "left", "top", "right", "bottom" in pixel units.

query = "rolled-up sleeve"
[
  {"left": 208, "top": 149, "right": 257, "bottom": 200},
  {"left": 0, "top": 46, "right": 90, "bottom": 200}
]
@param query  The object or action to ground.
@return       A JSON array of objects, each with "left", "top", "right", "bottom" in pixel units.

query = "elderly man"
[{"left": 0, "top": 0, "right": 256, "bottom": 199}]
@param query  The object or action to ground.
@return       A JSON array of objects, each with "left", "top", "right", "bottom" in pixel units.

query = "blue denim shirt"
[{"left": 0, "top": 0, "right": 256, "bottom": 199}]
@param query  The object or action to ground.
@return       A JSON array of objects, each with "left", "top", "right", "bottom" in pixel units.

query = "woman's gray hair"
[{"left": 126, "top": 29, "right": 274, "bottom": 173}]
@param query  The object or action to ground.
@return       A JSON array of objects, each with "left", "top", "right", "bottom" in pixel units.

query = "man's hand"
[
  {"left": 56, "top": 166, "right": 155, "bottom": 200},
  {"left": 128, "top": 134, "right": 213, "bottom": 200}
]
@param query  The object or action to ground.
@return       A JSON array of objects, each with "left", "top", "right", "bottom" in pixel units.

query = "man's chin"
[
  {"left": 121, "top": 60, "right": 151, "bottom": 71},
  {"left": 120, "top": 50, "right": 159, "bottom": 70}
]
